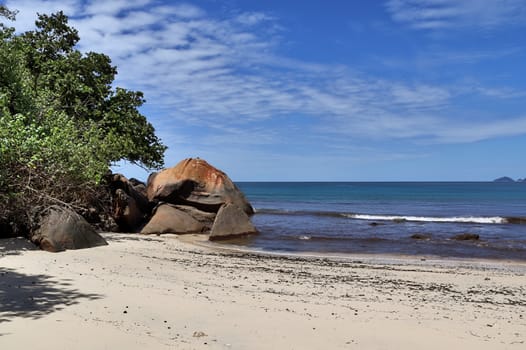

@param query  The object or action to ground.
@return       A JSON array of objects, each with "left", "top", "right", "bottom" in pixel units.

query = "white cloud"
[
  {"left": 5, "top": 0, "right": 80, "bottom": 32},
  {"left": 236, "top": 12, "right": 274, "bottom": 26},
  {"left": 434, "top": 116, "right": 526, "bottom": 143},
  {"left": 5, "top": 0, "right": 526, "bottom": 152},
  {"left": 84, "top": 0, "right": 151, "bottom": 16},
  {"left": 390, "top": 84, "right": 451, "bottom": 109},
  {"left": 475, "top": 86, "right": 526, "bottom": 99},
  {"left": 386, "top": 0, "right": 526, "bottom": 30},
  {"left": 159, "top": 3, "right": 206, "bottom": 19}
]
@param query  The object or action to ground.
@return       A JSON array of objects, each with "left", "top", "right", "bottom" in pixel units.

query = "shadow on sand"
[
  {"left": 0, "top": 237, "right": 38, "bottom": 258},
  {"left": 0, "top": 267, "right": 103, "bottom": 323}
]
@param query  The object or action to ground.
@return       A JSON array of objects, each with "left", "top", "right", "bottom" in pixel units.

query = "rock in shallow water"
[
  {"left": 209, "top": 203, "right": 258, "bottom": 241},
  {"left": 410, "top": 233, "right": 432, "bottom": 240},
  {"left": 452, "top": 233, "right": 480, "bottom": 241}
]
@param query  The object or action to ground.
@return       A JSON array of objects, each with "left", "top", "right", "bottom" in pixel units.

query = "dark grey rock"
[
  {"left": 30, "top": 206, "right": 108, "bottom": 252},
  {"left": 140, "top": 203, "right": 206, "bottom": 235},
  {"left": 410, "top": 233, "right": 432, "bottom": 240},
  {"left": 113, "top": 189, "right": 145, "bottom": 232},
  {"left": 173, "top": 205, "right": 216, "bottom": 227},
  {"left": 452, "top": 233, "right": 480, "bottom": 241},
  {"left": 109, "top": 174, "right": 151, "bottom": 232},
  {"left": 209, "top": 203, "right": 258, "bottom": 241}
]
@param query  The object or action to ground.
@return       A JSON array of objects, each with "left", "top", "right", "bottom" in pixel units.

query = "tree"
[
  {"left": 19, "top": 11, "right": 166, "bottom": 169},
  {"left": 0, "top": 8, "right": 166, "bottom": 235}
]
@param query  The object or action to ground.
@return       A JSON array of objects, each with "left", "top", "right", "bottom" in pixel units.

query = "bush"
[{"left": 0, "top": 7, "right": 166, "bottom": 235}]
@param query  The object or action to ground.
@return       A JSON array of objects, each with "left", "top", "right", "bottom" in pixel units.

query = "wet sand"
[{"left": 1, "top": 233, "right": 525, "bottom": 349}]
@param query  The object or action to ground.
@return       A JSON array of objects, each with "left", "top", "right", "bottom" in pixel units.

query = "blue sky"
[{"left": 5, "top": 0, "right": 526, "bottom": 181}]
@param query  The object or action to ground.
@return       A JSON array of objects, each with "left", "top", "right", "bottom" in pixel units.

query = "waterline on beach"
[{"left": 234, "top": 182, "right": 526, "bottom": 261}]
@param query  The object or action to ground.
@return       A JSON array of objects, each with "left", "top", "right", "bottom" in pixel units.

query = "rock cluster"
[
  {"left": 110, "top": 158, "right": 257, "bottom": 240},
  {"left": 8, "top": 158, "right": 256, "bottom": 253}
]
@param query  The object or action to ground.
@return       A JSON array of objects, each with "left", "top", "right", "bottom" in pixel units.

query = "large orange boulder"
[{"left": 146, "top": 158, "right": 254, "bottom": 215}]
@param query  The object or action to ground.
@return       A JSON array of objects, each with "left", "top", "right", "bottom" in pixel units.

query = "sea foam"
[{"left": 344, "top": 214, "right": 506, "bottom": 224}]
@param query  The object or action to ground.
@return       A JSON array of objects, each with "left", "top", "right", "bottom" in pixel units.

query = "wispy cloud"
[
  {"left": 5, "top": 0, "right": 526, "bottom": 152},
  {"left": 434, "top": 116, "right": 526, "bottom": 143},
  {"left": 385, "top": 0, "right": 526, "bottom": 30},
  {"left": 5, "top": 0, "right": 81, "bottom": 30},
  {"left": 376, "top": 47, "right": 523, "bottom": 71}
]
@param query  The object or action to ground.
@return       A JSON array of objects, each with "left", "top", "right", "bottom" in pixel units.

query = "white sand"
[{"left": 1, "top": 233, "right": 525, "bottom": 349}]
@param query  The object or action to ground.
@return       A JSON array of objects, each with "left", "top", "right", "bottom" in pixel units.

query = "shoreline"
[
  {"left": 1, "top": 233, "right": 525, "bottom": 349},
  {"left": 186, "top": 234, "right": 526, "bottom": 272}
]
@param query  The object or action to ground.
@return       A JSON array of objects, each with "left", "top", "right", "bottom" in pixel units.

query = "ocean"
[{"left": 229, "top": 182, "right": 526, "bottom": 261}]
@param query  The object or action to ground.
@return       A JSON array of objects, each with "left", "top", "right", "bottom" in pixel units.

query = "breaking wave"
[
  {"left": 343, "top": 214, "right": 506, "bottom": 224},
  {"left": 255, "top": 208, "right": 524, "bottom": 224}
]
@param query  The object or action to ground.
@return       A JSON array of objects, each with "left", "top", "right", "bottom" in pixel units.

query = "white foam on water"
[{"left": 343, "top": 214, "right": 506, "bottom": 224}]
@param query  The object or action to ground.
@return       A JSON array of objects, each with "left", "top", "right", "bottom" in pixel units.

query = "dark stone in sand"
[
  {"left": 410, "top": 233, "right": 431, "bottom": 240},
  {"left": 30, "top": 206, "right": 108, "bottom": 252},
  {"left": 141, "top": 203, "right": 206, "bottom": 235},
  {"left": 452, "top": 233, "right": 480, "bottom": 241},
  {"left": 209, "top": 203, "right": 258, "bottom": 241}
]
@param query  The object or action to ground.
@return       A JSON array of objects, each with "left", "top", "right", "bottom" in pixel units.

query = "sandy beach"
[{"left": 1, "top": 233, "right": 525, "bottom": 349}]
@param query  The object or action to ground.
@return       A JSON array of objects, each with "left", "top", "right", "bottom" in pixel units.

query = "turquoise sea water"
[{"left": 231, "top": 182, "right": 526, "bottom": 261}]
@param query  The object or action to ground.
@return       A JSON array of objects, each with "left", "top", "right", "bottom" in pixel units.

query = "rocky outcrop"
[
  {"left": 3, "top": 158, "right": 257, "bottom": 251},
  {"left": 141, "top": 203, "right": 206, "bottom": 235},
  {"left": 209, "top": 203, "right": 258, "bottom": 241},
  {"left": 30, "top": 206, "right": 108, "bottom": 252},
  {"left": 104, "top": 158, "right": 258, "bottom": 240},
  {"left": 147, "top": 158, "right": 254, "bottom": 215},
  {"left": 109, "top": 174, "right": 151, "bottom": 232}
]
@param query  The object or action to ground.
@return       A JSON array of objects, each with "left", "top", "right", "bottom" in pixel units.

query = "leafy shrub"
[{"left": 0, "top": 7, "right": 166, "bottom": 234}]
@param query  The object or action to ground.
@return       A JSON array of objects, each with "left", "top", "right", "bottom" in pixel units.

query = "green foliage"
[
  {"left": 0, "top": 5, "right": 16, "bottom": 33},
  {"left": 0, "top": 7, "right": 167, "bottom": 232},
  {"left": 0, "top": 111, "right": 108, "bottom": 181},
  {"left": 1, "top": 9, "right": 166, "bottom": 172}
]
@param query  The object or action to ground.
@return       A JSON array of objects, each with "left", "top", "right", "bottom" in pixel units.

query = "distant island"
[{"left": 493, "top": 176, "right": 526, "bottom": 182}]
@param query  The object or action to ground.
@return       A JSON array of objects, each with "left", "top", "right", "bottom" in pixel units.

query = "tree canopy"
[{"left": 0, "top": 7, "right": 166, "bottom": 233}]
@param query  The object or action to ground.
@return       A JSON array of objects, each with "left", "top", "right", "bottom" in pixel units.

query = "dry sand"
[{"left": 1, "top": 233, "right": 525, "bottom": 349}]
